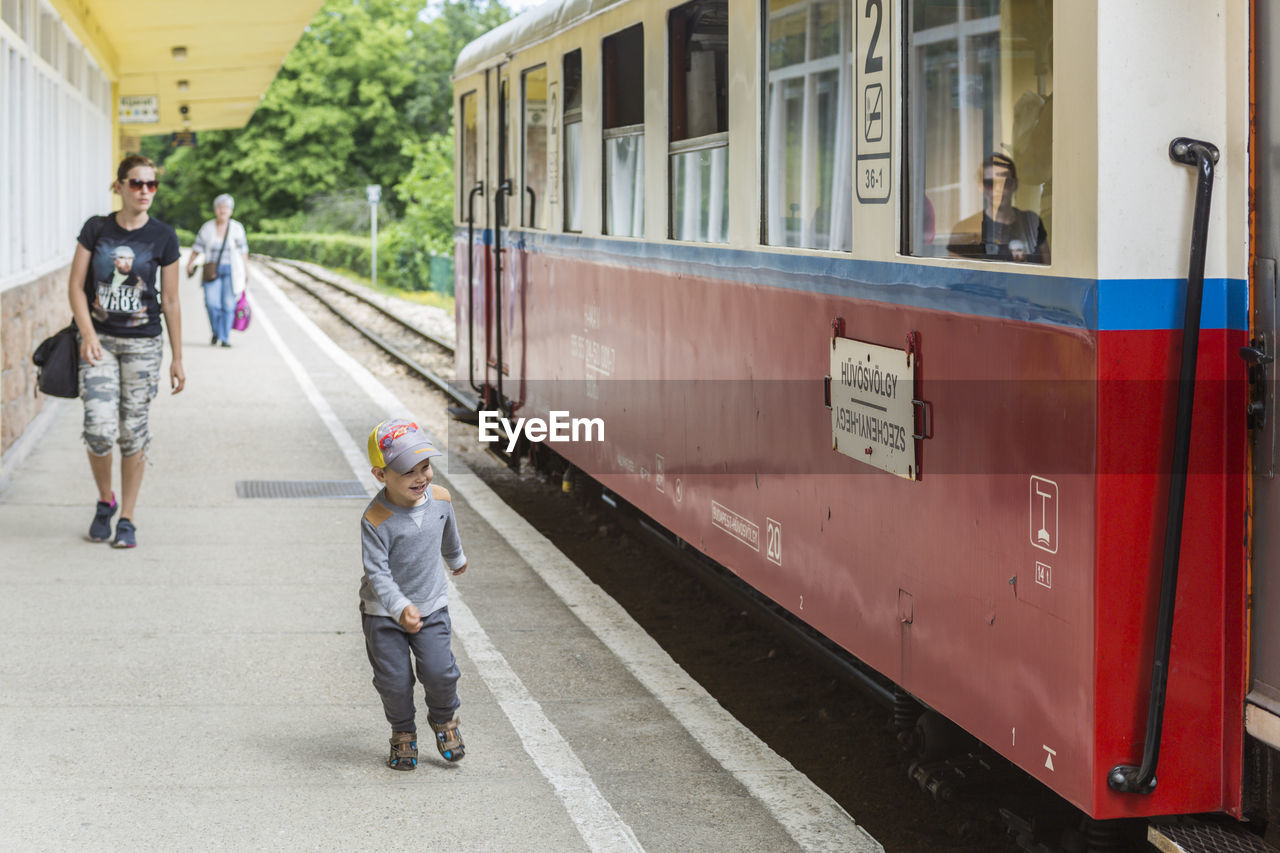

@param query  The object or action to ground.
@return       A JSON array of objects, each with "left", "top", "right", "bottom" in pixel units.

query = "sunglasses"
[{"left": 126, "top": 178, "right": 159, "bottom": 192}]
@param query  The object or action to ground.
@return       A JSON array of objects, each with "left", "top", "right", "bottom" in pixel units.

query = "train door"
[
  {"left": 459, "top": 82, "right": 487, "bottom": 398},
  {"left": 485, "top": 62, "right": 513, "bottom": 411},
  {"left": 1248, "top": 1, "right": 1280, "bottom": 746}
]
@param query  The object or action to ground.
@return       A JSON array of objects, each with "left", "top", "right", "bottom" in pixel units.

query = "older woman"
[{"left": 186, "top": 193, "right": 249, "bottom": 347}]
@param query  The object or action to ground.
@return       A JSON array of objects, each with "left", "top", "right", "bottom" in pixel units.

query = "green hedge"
[
  {"left": 250, "top": 231, "right": 454, "bottom": 295},
  {"left": 175, "top": 227, "right": 196, "bottom": 246}
]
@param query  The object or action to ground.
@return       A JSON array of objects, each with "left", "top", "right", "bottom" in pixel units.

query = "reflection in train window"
[
  {"left": 563, "top": 49, "right": 583, "bottom": 232},
  {"left": 603, "top": 24, "right": 645, "bottom": 237},
  {"left": 522, "top": 65, "right": 548, "bottom": 229},
  {"left": 460, "top": 91, "right": 477, "bottom": 223},
  {"left": 906, "top": 0, "right": 1052, "bottom": 264},
  {"left": 763, "top": 0, "right": 852, "bottom": 251},
  {"left": 668, "top": 0, "right": 728, "bottom": 243}
]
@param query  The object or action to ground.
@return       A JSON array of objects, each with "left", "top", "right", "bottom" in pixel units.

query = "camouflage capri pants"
[{"left": 79, "top": 333, "right": 163, "bottom": 457}]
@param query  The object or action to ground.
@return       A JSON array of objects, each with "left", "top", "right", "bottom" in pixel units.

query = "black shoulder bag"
[
  {"left": 32, "top": 323, "right": 80, "bottom": 398},
  {"left": 33, "top": 214, "right": 108, "bottom": 398}
]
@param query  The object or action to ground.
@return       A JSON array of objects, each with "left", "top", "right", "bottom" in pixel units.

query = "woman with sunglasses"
[
  {"left": 67, "top": 154, "right": 185, "bottom": 549},
  {"left": 185, "top": 193, "right": 249, "bottom": 347}
]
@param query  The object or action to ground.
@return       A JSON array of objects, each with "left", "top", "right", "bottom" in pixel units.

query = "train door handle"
[
  {"left": 1240, "top": 345, "right": 1274, "bottom": 365},
  {"left": 1241, "top": 344, "right": 1273, "bottom": 430}
]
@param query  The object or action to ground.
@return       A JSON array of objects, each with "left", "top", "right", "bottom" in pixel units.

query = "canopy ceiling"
[{"left": 51, "top": 0, "right": 326, "bottom": 134}]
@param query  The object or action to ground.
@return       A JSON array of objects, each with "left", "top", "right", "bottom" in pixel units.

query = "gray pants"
[
  {"left": 362, "top": 608, "right": 460, "bottom": 733},
  {"left": 78, "top": 333, "right": 162, "bottom": 457}
]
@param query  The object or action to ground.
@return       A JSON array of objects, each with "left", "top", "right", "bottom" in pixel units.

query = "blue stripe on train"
[
  {"left": 456, "top": 228, "right": 1248, "bottom": 332},
  {"left": 1097, "top": 277, "right": 1248, "bottom": 332}
]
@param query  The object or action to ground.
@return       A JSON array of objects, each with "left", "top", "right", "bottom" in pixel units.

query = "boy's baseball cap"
[{"left": 368, "top": 419, "right": 442, "bottom": 473}]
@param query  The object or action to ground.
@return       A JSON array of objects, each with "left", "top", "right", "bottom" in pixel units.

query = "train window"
[
  {"left": 563, "top": 49, "right": 583, "bottom": 232},
  {"left": 762, "top": 0, "right": 852, "bottom": 251},
  {"left": 668, "top": 0, "right": 729, "bottom": 243},
  {"left": 906, "top": 0, "right": 1052, "bottom": 264},
  {"left": 460, "top": 91, "right": 478, "bottom": 224},
  {"left": 603, "top": 24, "right": 645, "bottom": 237},
  {"left": 522, "top": 65, "right": 548, "bottom": 229}
]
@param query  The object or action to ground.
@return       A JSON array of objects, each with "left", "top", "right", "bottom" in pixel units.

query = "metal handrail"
[
  {"left": 467, "top": 181, "right": 484, "bottom": 395},
  {"left": 1107, "top": 136, "right": 1220, "bottom": 795},
  {"left": 493, "top": 178, "right": 513, "bottom": 416}
]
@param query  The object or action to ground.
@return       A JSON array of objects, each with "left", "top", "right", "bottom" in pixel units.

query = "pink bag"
[{"left": 233, "top": 291, "right": 251, "bottom": 332}]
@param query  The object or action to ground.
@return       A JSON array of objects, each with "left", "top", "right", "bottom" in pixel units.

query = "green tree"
[
  {"left": 406, "top": 0, "right": 513, "bottom": 136},
  {"left": 148, "top": 0, "right": 510, "bottom": 229},
  {"left": 144, "top": 0, "right": 511, "bottom": 292},
  {"left": 385, "top": 131, "right": 455, "bottom": 289}
]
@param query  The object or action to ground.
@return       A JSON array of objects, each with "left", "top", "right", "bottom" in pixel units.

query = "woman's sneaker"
[
  {"left": 388, "top": 731, "right": 417, "bottom": 770},
  {"left": 112, "top": 518, "right": 137, "bottom": 549},
  {"left": 429, "top": 715, "right": 465, "bottom": 762},
  {"left": 88, "top": 494, "right": 117, "bottom": 542}
]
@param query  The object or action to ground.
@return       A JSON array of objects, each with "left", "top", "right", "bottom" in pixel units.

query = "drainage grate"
[{"left": 236, "top": 480, "right": 369, "bottom": 499}]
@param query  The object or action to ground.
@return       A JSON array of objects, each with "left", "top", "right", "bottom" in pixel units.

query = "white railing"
[{"left": 0, "top": 0, "right": 111, "bottom": 293}]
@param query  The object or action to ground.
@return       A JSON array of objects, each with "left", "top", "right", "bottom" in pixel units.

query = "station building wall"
[{"left": 1, "top": 0, "right": 113, "bottom": 457}]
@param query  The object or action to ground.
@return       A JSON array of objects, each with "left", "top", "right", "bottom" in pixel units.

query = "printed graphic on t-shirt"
[{"left": 90, "top": 242, "right": 154, "bottom": 327}]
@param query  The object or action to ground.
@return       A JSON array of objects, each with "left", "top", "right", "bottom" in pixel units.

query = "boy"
[{"left": 361, "top": 419, "right": 468, "bottom": 769}]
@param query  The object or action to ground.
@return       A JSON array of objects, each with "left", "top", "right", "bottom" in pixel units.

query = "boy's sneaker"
[
  {"left": 88, "top": 494, "right": 117, "bottom": 542},
  {"left": 429, "top": 715, "right": 465, "bottom": 762},
  {"left": 388, "top": 731, "right": 417, "bottom": 770},
  {"left": 112, "top": 518, "right": 137, "bottom": 549}
]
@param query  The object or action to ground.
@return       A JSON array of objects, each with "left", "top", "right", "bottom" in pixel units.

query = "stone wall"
[{"left": 1, "top": 267, "right": 71, "bottom": 454}]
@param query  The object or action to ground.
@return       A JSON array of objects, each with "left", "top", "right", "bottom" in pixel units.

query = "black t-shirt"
[
  {"left": 78, "top": 214, "right": 180, "bottom": 338},
  {"left": 947, "top": 210, "right": 1048, "bottom": 263}
]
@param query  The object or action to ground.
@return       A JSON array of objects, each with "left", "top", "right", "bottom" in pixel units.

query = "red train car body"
[
  {"left": 457, "top": 238, "right": 1248, "bottom": 820},
  {"left": 452, "top": 0, "right": 1277, "bottom": 837}
]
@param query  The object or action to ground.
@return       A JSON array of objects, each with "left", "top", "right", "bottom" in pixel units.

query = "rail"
[
  {"left": 255, "top": 257, "right": 475, "bottom": 409},
  {"left": 259, "top": 256, "right": 455, "bottom": 352}
]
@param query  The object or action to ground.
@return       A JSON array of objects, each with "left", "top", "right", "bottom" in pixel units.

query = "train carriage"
[{"left": 452, "top": 0, "right": 1279, "bottom": 843}]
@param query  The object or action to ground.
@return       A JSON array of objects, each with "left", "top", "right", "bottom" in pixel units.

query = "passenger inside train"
[{"left": 946, "top": 153, "right": 1050, "bottom": 263}]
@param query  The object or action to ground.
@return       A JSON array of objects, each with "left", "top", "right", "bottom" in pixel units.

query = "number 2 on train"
[{"left": 864, "top": 0, "right": 883, "bottom": 74}]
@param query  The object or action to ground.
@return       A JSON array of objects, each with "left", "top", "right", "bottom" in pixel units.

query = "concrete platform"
[{"left": 0, "top": 264, "right": 883, "bottom": 852}]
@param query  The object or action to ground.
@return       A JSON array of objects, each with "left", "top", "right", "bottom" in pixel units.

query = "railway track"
[{"left": 253, "top": 256, "right": 473, "bottom": 408}]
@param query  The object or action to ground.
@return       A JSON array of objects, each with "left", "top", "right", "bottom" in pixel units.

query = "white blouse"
[{"left": 192, "top": 219, "right": 250, "bottom": 295}]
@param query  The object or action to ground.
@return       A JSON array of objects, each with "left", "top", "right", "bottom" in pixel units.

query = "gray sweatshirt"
[{"left": 359, "top": 485, "right": 467, "bottom": 620}]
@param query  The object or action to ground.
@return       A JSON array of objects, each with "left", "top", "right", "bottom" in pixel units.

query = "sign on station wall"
[{"left": 118, "top": 95, "right": 159, "bottom": 124}]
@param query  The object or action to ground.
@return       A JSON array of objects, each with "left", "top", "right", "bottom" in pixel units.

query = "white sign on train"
[
  {"left": 711, "top": 500, "right": 760, "bottom": 551},
  {"left": 830, "top": 336, "right": 916, "bottom": 479},
  {"left": 855, "top": 0, "right": 891, "bottom": 203}
]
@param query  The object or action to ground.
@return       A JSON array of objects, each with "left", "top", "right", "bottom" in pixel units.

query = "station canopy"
[{"left": 54, "top": 0, "right": 326, "bottom": 133}]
